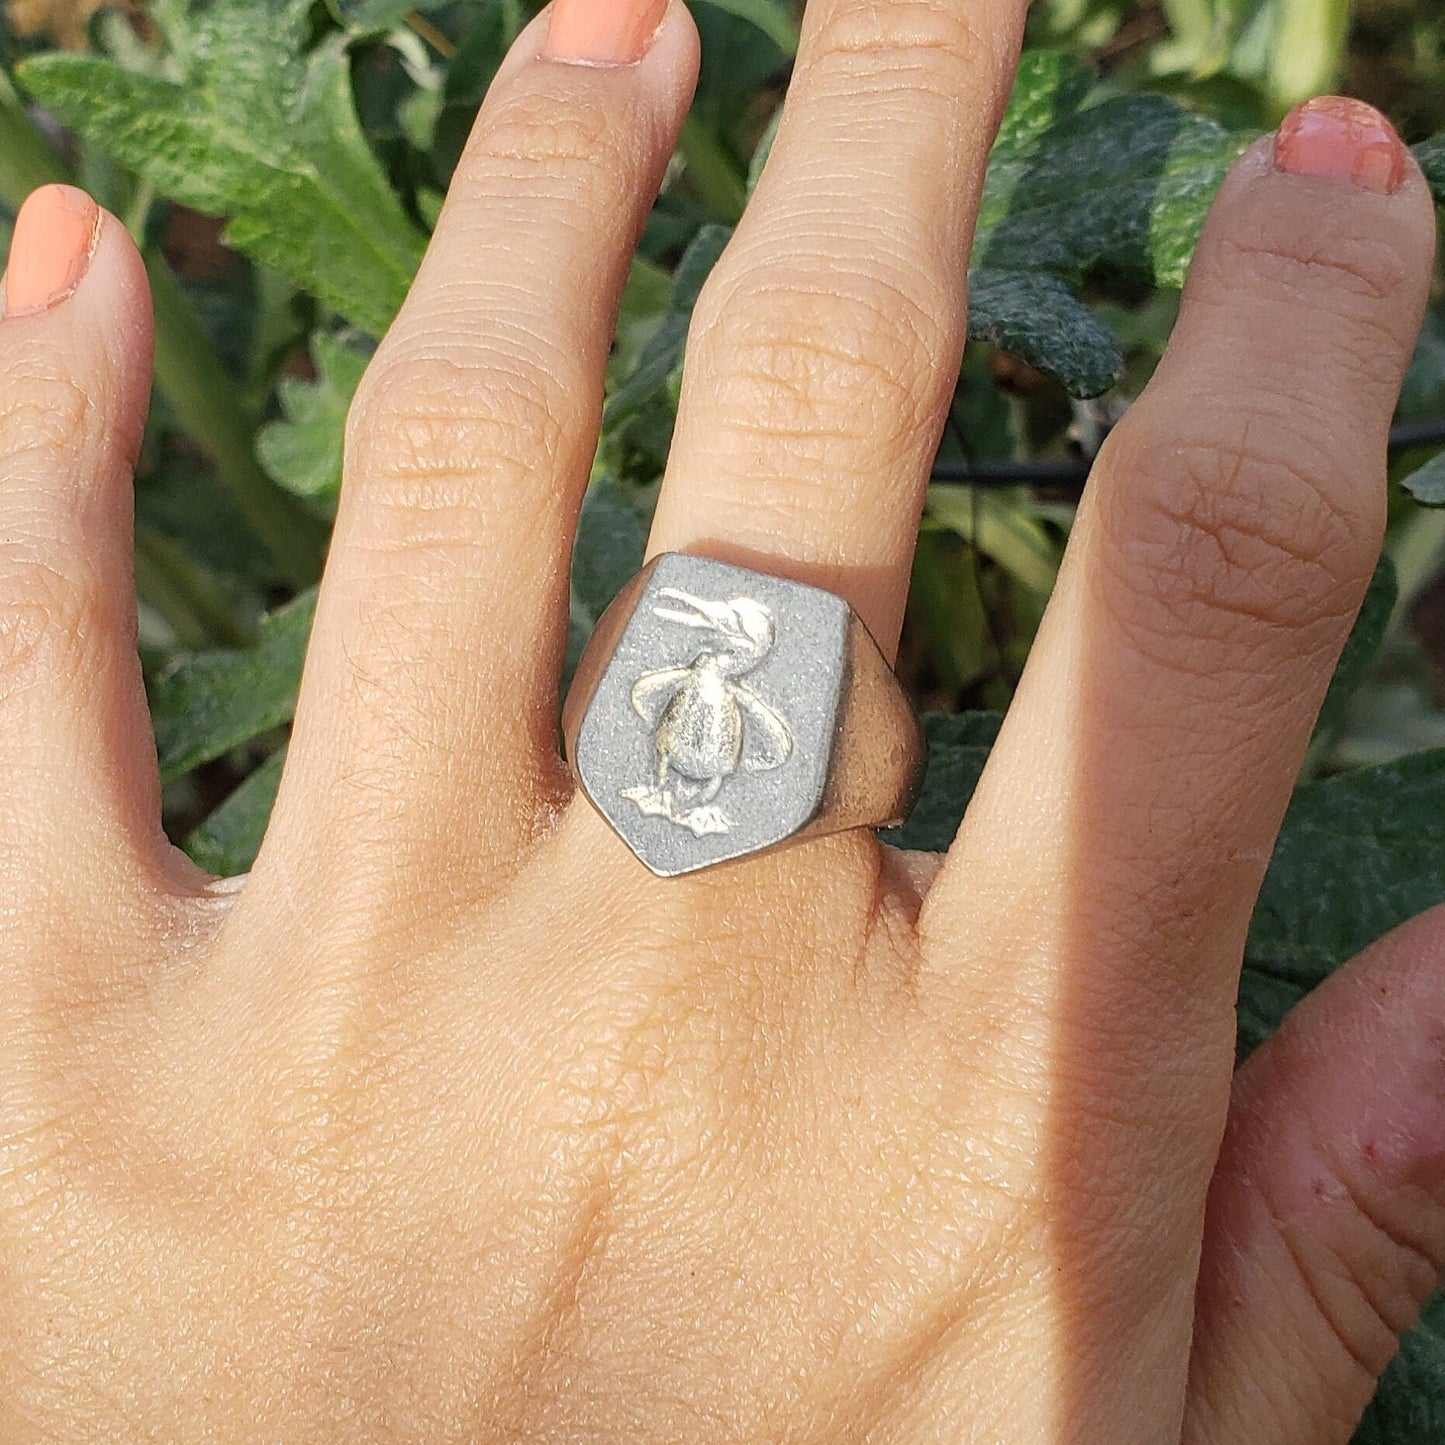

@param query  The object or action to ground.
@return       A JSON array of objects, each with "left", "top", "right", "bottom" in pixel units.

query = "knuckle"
[
  {"left": 693, "top": 257, "right": 954, "bottom": 460},
  {"left": 0, "top": 346, "right": 95, "bottom": 466},
  {"left": 0, "top": 557, "right": 92, "bottom": 706},
  {"left": 1096, "top": 410, "right": 1381, "bottom": 651},
  {"left": 463, "top": 82, "right": 625, "bottom": 191},
  {"left": 344, "top": 346, "right": 574, "bottom": 531},
  {"left": 1217, "top": 222, "right": 1411, "bottom": 309},
  {"left": 0, "top": 600, "right": 53, "bottom": 703},
  {"left": 811, "top": 0, "right": 1004, "bottom": 91}
]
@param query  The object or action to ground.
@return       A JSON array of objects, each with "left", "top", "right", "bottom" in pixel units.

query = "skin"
[{"left": 0, "top": 1, "right": 1442, "bottom": 1439}]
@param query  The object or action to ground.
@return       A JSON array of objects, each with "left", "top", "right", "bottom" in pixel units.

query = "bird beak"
[{"left": 652, "top": 588, "right": 735, "bottom": 633}]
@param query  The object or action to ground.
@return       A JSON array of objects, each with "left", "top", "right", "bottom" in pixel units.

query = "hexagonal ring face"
[{"left": 569, "top": 554, "right": 851, "bottom": 876}]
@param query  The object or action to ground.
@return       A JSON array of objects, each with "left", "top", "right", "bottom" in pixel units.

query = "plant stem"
[
  {"left": 405, "top": 10, "right": 456, "bottom": 58},
  {"left": 134, "top": 526, "right": 257, "bottom": 649},
  {"left": 122, "top": 177, "right": 156, "bottom": 239},
  {"left": 0, "top": 75, "right": 326, "bottom": 591}
]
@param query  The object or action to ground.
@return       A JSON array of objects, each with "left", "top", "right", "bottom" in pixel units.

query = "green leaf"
[
  {"left": 696, "top": 0, "right": 799, "bottom": 56},
  {"left": 1313, "top": 557, "right": 1397, "bottom": 745},
  {"left": 968, "top": 268, "right": 1123, "bottom": 397},
  {"left": 881, "top": 712, "right": 1002, "bottom": 853},
  {"left": 328, "top": 0, "right": 451, "bottom": 35},
  {"left": 967, "top": 50, "right": 1249, "bottom": 391},
  {"left": 149, "top": 590, "right": 316, "bottom": 781},
  {"left": 430, "top": 4, "right": 524, "bottom": 180},
  {"left": 990, "top": 48, "right": 1096, "bottom": 156},
  {"left": 1266, "top": 0, "right": 1350, "bottom": 112},
  {"left": 1403, "top": 450, "right": 1445, "bottom": 509},
  {"left": 909, "top": 531, "right": 999, "bottom": 695},
  {"left": 690, "top": 1, "right": 790, "bottom": 137},
  {"left": 20, "top": 0, "right": 427, "bottom": 336},
  {"left": 184, "top": 749, "right": 285, "bottom": 876},
  {"left": 1355, "top": 1292, "right": 1445, "bottom": 1443},
  {"left": 1154, "top": 0, "right": 1252, "bottom": 78},
  {"left": 0, "top": 66, "right": 69, "bottom": 200},
  {"left": 977, "top": 52, "right": 1249, "bottom": 288},
  {"left": 1240, "top": 750, "right": 1445, "bottom": 1053},
  {"left": 563, "top": 475, "right": 654, "bottom": 693},
  {"left": 925, "top": 487, "right": 1064, "bottom": 597},
  {"left": 678, "top": 113, "right": 749, "bottom": 222},
  {"left": 572, "top": 477, "right": 651, "bottom": 625},
  {"left": 1416, "top": 134, "right": 1445, "bottom": 207},
  {"left": 605, "top": 223, "right": 731, "bottom": 428},
  {"left": 257, "top": 333, "right": 371, "bottom": 503},
  {"left": 746, "top": 107, "right": 782, "bottom": 197}
]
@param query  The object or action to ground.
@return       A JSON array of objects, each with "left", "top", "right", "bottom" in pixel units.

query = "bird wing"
[
  {"left": 735, "top": 686, "right": 793, "bottom": 772},
  {"left": 630, "top": 667, "right": 691, "bottom": 728}
]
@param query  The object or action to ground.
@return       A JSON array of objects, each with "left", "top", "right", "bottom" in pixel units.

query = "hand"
[{"left": 0, "top": 0, "right": 1440, "bottom": 1439}]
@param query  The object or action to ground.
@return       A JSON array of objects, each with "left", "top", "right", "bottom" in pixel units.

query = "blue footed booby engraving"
[{"left": 621, "top": 588, "right": 793, "bottom": 837}]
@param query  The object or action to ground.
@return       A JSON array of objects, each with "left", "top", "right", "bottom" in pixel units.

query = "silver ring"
[{"left": 563, "top": 553, "right": 924, "bottom": 877}]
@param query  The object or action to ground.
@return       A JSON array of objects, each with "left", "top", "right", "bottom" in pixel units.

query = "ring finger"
[{"left": 647, "top": 0, "right": 1029, "bottom": 653}]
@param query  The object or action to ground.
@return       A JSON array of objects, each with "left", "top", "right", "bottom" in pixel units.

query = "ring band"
[{"left": 563, "top": 553, "right": 924, "bottom": 877}]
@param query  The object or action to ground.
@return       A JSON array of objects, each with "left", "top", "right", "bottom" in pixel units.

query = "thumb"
[{"left": 1185, "top": 906, "right": 1445, "bottom": 1444}]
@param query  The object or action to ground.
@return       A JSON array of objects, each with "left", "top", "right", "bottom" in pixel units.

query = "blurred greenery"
[{"left": 2, "top": 1, "right": 1445, "bottom": 1431}]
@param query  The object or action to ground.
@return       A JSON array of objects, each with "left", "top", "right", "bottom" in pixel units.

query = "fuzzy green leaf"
[
  {"left": 20, "top": 0, "right": 426, "bottom": 335},
  {"left": 572, "top": 477, "right": 651, "bottom": 625},
  {"left": 605, "top": 224, "right": 731, "bottom": 428},
  {"left": 690, "top": 1, "right": 791, "bottom": 134},
  {"left": 257, "top": 333, "right": 371, "bottom": 503},
  {"left": 977, "top": 52, "right": 1248, "bottom": 288},
  {"left": 563, "top": 476, "right": 654, "bottom": 693},
  {"left": 968, "top": 267, "right": 1123, "bottom": 397},
  {"left": 185, "top": 749, "right": 285, "bottom": 876},
  {"left": 925, "top": 487, "right": 1064, "bottom": 597},
  {"left": 1313, "top": 557, "right": 1397, "bottom": 744},
  {"left": 1402, "top": 450, "right": 1445, "bottom": 508},
  {"left": 149, "top": 590, "right": 316, "bottom": 780},
  {"left": 966, "top": 50, "right": 1248, "bottom": 392},
  {"left": 328, "top": 0, "right": 450, "bottom": 35},
  {"left": 1415, "top": 133, "right": 1445, "bottom": 207},
  {"left": 1354, "top": 1292, "right": 1445, "bottom": 1443},
  {"left": 1240, "top": 750, "right": 1445, "bottom": 1053},
  {"left": 881, "top": 712, "right": 1002, "bottom": 853},
  {"left": 697, "top": 0, "right": 799, "bottom": 56}
]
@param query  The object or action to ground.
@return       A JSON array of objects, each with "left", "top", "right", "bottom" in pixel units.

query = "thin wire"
[{"left": 930, "top": 417, "right": 1445, "bottom": 488}]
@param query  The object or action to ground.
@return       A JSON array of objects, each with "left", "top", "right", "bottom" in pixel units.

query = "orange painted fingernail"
[
  {"left": 1273, "top": 96, "right": 1407, "bottom": 195},
  {"left": 3, "top": 185, "right": 101, "bottom": 319},
  {"left": 542, "top": 0, "right": 670, "bottom": 65}
]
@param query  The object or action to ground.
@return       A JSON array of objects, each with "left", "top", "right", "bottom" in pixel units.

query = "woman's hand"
[{"left": 0, "top": 1, "right": 1440, "bottom": 1439}]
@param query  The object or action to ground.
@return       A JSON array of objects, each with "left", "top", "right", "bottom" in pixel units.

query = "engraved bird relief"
[{"left": 621, "top": 588, "right": 793, "bottom": 837}]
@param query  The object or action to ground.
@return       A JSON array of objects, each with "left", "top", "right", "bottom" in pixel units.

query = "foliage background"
[{"left": 1, "top": 0, "right": 1444, "bottom": 1432}]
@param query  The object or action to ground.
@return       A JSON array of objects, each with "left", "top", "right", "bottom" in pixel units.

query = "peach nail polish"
[
  {"left": 3, "top": 185, "right": 101, "bottom": 319},
  {"left": 1273, "top": 96, "right": 1407, "bottom": 195},
  {"left": 542, "top": 0, "right": 670, "bottom": 65}
]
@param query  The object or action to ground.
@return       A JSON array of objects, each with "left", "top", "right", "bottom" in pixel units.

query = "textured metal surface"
[{"left": 564, "top": 553, "right": 921, "bottom": 877}]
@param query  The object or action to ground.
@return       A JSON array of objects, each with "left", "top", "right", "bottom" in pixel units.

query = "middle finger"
[{"left": 648, "top": 0, "right": 1029, "bottom": 654}]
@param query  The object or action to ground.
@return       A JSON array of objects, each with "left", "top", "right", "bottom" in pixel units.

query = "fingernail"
[
  {"left": 3, "top": 185, "right": 101, "bottom": 320},
  {"left": 542, "top": 0, "right": 670, "bottom": 65},
  {"left": 1273, "top": 96, "right": 1407, "bottom": 195}
]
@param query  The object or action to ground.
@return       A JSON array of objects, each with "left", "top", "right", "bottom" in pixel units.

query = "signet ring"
[{"left": 563, "top": 553, "right": 925, "bottom": 877}]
